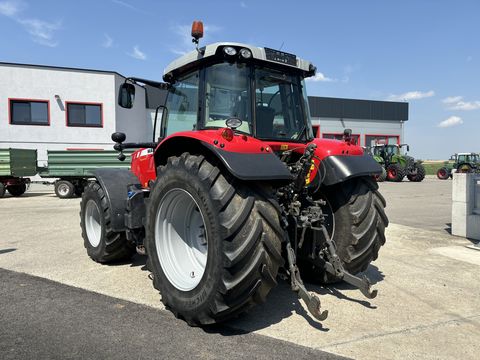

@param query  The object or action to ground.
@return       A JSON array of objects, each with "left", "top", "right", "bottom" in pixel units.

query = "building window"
[
  {"left": 9, "top": 99, "right": 49, "bottom": 125},
  {"left": 66, "top": 102, "right": 103, "bottom": 127},
  {"left": 323, "top": 133, "right": 360, "bottom": 145},
  {"left": 365, "top": 135, "right": 399, "bottom": 147}
]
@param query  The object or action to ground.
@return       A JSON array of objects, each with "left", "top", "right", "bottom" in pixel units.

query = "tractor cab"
[{"left": 158, "top": 43, "right": 316, "bottom": 143}]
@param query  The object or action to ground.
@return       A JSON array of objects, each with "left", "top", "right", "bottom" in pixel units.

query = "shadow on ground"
[
  {"left": 112, "top": 254, "right": 384, "bottom": 334},
  {"left": 0, "top": 248, "right": 17, "bottom": 255},
  {"left": 205, "top": 264, "right": 384, "bottom": 335},
  {"left": 444, "top": 223, "right": 452, "bottom": 235}
]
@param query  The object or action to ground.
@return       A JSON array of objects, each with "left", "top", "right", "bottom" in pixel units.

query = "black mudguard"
[
  {"left": 93, "top": 168, "right": 141, "bottom": 232},
  {"left": 204, "top": 144, "right": 293, "bottom": 182},
  {"left": 320, "top": 153, "right": 382, "bottom": 186}
]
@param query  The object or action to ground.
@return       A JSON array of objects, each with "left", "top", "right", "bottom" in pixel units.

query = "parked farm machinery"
[
  {"left": 437, "top": 153, "right": 480, "bottom": 179},
  {"left": 370, "top": 144, "right": 425, "bottom": 182},
  {"left": 79, "top": 22, "right": 388, "bottom": 325}
]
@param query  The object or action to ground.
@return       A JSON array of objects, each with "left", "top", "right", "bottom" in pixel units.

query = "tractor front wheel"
[
  {"left": 407, "top": 164, "right": 425, "bottom": 182},
  {"left": 299, "top": 176, "right": 388, "bottom": 283},
  {"left": 80, "top": 182, "right": 135, "bottom": 263},
  {"left": 145, "top": 153, "right": 283, "bottom": 326},
  {"left": 437, "top": 167, "right": 450, "bottom": 180},
  {"left": 387, "top": 164, "right": 405, "bottom": 182}
]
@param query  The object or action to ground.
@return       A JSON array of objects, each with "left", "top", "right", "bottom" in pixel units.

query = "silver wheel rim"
[
  {"left": 57, "top": 183, "right": 70, "bottom": 197},
  {"left": 85, "top": 199, "right": 102, "bottom": 247},
  {"left": 155, "top": 188, "right": 208, "bottom": 291}
]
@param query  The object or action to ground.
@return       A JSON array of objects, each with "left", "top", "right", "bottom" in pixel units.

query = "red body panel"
[
  {"left": 129, "top": 129, "right": 365, "bottom": 188},
  {"left": 130, "top": 148, "right": 156, "bottom": 187}
]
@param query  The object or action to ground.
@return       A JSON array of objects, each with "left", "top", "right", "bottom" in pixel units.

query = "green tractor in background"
[
  {"left": 370, "top": 144, "right": 426, "bottom": 182},
  {"left": 436, "top": 152, "right": 480, "bottom": 179}
]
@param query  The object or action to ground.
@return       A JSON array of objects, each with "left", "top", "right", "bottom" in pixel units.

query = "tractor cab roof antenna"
[{"left": 191, "top": 20, "right": 205, "bottom": 55}]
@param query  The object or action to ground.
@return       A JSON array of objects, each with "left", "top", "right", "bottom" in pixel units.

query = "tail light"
[{"left": 221, "top": 128, "right": 234, "bottom": 141}]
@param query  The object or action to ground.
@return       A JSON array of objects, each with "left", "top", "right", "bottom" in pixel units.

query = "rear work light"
[
  {"left": 223, "top": 46, "right": 237, "bottom": 56},
  {"left": 239, "top": 48, "right": 252, "bottom": 59}
]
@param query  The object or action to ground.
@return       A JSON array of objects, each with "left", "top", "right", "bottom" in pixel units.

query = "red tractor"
[{"left": 80, "top": 22, "right": 388, "bottom": 325}]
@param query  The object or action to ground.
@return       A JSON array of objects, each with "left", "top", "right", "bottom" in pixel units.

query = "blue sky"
[{"left": 1, "top": 0, "right": 478, "bottom": 159}]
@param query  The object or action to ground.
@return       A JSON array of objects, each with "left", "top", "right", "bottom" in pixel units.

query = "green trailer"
[
  {"left": 0, "top": 148, "right": 38, "bottom": 198},
  {"left": 39, "top": 150, "right": 131, "bottom": 198}
]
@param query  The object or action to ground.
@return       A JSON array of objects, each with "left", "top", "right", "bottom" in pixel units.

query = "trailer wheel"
[
  {"left": 300, "top": 176, "right": 388, "bottom": 283},
  {"left": 0, "top": 183, "right": 5, "bottom": 198},
  {"left": 145, "top": 153, "right": 283, "bottom": 326},
  {"left": 55, "top": 180, "right": 75, "bottom": 198},
  {"left": 80, "top": 182, "right": 135, "bottom": 263},
  {"left": 7, "top": 184, "right": 27, "bottom": 197}
]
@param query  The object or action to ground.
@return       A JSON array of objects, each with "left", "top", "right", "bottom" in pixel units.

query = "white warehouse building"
[
  {"left": 0, "top": 62, "right": 408, "bottom": 164},
  {"left": 0, "top": 62, "right": 162, "bottom": 166}
]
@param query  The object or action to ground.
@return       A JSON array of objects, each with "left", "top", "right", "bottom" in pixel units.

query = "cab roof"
[{"left": 163, "top": 42, "right": 315, "bottom": 82}]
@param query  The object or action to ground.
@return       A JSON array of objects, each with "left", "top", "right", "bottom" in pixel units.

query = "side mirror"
[
  {"left": 118, "top": 83, "right": 136, "bottom": 108},
  {"left": 407, "top": 145, "right": 410, "bottom": 152}
]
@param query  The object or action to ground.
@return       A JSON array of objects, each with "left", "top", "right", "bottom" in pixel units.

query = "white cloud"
[
  {"left": 387, "top": 90, "right": 435, "bottom": 102},
  {"left": 438, "top": 116, "right": 463, "bottom": 128},
  {"left": 0, "top": 0, "right": 24, "bottom": 16},
  {"left": 111, "top": 0, "right": 147, "bottom": 14},
  {"left": 442, "top": 96, "right": 463, "bottom": 104},
  {"left": 102, "top": 33, "right": 113, "bottom": 48},
  {"left": 0, "top": 0, "right": 61, "bottom": 47},
  {"left": 128, "top": 45, "right": 146, "bottom": 60},
  {"left": 306, "top": 72, "right": 336, "bottom": 82},
  {"left": 19, "top": 18, "right": 61, "bottom": 47},
  {"left": 442, "top": 96, "right": 480, "bottom": 110},
  {"left": 240, "top": 1, "right": 247, "bottom": 8},
  {"left": 170, "top": 23, "right": 221, "bottom": 56}
]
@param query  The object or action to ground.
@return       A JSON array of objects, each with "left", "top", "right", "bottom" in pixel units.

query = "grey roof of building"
[
  {"left": 0, "top": 61, "right": 125, "bottom": 78},
  {"left": 308, "top": 96, "right": 408, "bottom": 121}
]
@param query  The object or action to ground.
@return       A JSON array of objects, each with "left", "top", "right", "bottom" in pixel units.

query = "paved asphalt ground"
[
  {"left": 0, "top": 269, "right": 344, "bottom": 360},
  {"left": 1, "top": 176, "right": 479, "bottom": 359}
]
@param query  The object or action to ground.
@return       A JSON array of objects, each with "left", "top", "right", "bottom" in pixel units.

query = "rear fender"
[
  {"left": 318, "top": 153, "right": 383, "bottom": 186},
  {"left": 308, "top": 138, "right": 381, "bottom": 186},
  {"left": 154, "top": 133, "right": 293, "bottom": 182}
]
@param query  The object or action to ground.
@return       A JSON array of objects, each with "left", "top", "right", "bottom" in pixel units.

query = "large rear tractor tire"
[
  {"left": 0, "top": 183, "right": 5, "bottom": 198},
  {"left": 55, "top": 180, "right": 75, "bottom": 199},
  {"left": 386, "top": 164, "right": 405, "bottom": 182},
  {"left": 457, "top": 163, "right": 472, "bottom": 173},
  {"left": 407, "top": 164, "right": 425, "bottom": 182},
  {"left": 300, "top": 176, "right": 388, "bottom": 284},
  {"left": 7, "top": 183, "right": 27, "bottom": 197},
  {"left": 145, "top": 153, "right": 283, "bottom": 326},
  {"left": 436, "top": 167, "right": 450, "bottom": 180},
  {"left": 80, "top": 182, "right": 135, "bottom": 263}
]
